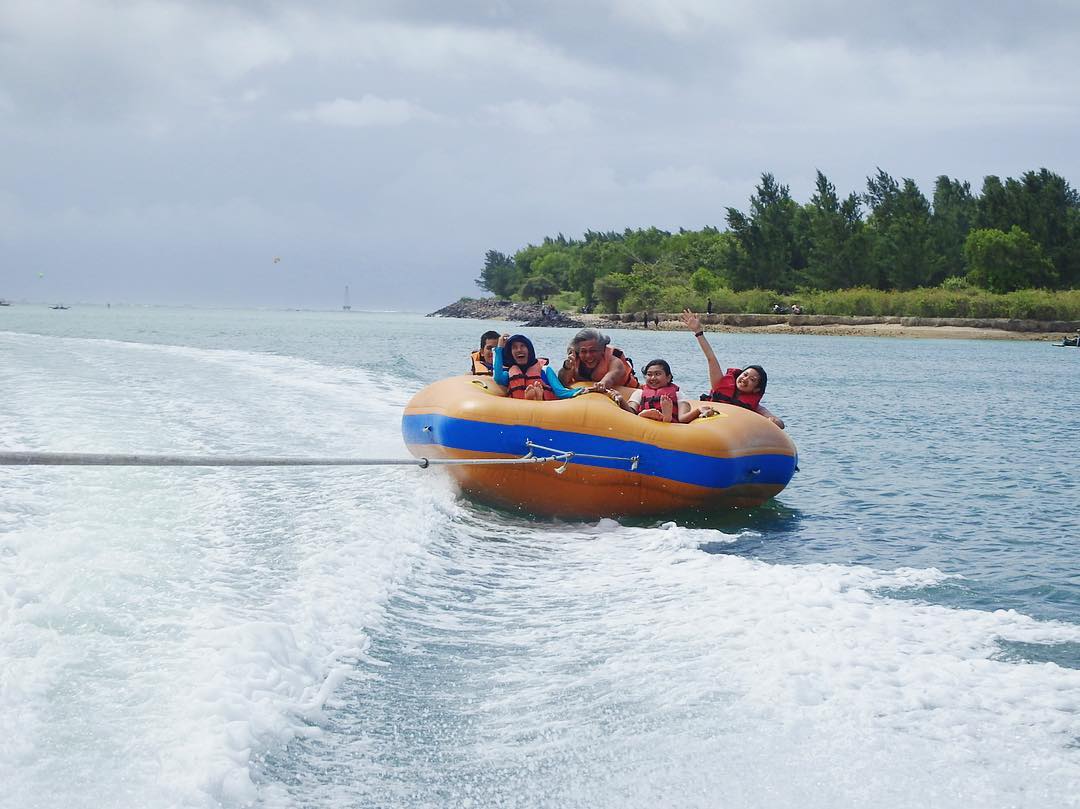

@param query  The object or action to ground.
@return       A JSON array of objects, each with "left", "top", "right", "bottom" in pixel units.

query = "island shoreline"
[{"left": 429, "top": 299, "right": 1080, "bottom": 341}]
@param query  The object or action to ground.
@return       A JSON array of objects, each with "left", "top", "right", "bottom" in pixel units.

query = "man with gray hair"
[{"left": 558, "top": 327, "right": 638, "bottom": 390}]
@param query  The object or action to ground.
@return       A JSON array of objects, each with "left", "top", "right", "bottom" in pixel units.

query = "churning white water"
[{"left": 2, "top": 317, "right": 1079, "bottom": 809}]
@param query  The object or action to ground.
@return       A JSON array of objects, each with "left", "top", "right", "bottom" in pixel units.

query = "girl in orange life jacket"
[
  {"left": 680, "top": 309, "right": 786, "bottom": 429},
  {"left": 491, "top": 334, "right": 584, "bottom": 401}
]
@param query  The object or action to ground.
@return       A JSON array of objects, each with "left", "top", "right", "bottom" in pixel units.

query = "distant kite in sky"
[
  {"left": 37, "top": 272, "right": 44, "bottom": 278},
  {"left": 273, "top": 256, "right": 281, "bottom": 263}
]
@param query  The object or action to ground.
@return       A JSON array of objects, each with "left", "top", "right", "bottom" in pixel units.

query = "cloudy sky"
[{"left": 2, "top": 0, "right": 1078, "bottom": 310}]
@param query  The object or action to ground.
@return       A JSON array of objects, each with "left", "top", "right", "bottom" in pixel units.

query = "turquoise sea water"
[{"left": 2, "top": 305, "right": 1079, "bottom": 808}]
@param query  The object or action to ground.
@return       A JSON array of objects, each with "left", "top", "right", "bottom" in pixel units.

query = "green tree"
[
  {"left": 964, "top": 226, "right": 1056, "bottom": 293},
  {"left": 621, "top": 227, "right": 669, "bottom": 265},
  {"left": 624, "top": 261, "right": 667, "bottom": 311},
  {"left": 976, "top": 176, "right": 1010, "bottom": 231},
  {"left": 930, "top": 175, "right": 977, "bottom": 283},
  {"left": 865, "top": 172, "right": 939, "bottom": 289},
  {"left": 724, "top": 173, "right": 805, "bottom": 291},
  {"left": 595, "top": 272, "right": 632, "bottom": 313},
  {"left": 532, "top": 251, "right": 573, "bottom": 288},
  {"left": 976, "top": 169, "right": 1080, "bottom": 288},
  {"left": 520, "top": 275, "right": 560, "bottom": 303},
  {"left": 803, "top": 170, "right": 871, "bottom": 290},
  {"left": 566, "top": 254, "right": 598, "bottom": 307},
  {"left": 690, "top": 267, "right": 719, "bottom": 295},
  {"left": 663, "top": 227, "right": 726, "bottom": 276},
  {"left": 475, "top": 250, "right": 520, "bottom": 297}
]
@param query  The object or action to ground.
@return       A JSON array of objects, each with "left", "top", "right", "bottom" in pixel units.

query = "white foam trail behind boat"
[
  {"left": 1, "top": 333, "right": 447, "bottom": 807},
  {"left": 258, "top": 513, "right": 1080, "bottom": 808}
]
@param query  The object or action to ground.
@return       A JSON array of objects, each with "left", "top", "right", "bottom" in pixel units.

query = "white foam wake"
[{"left": 0, "top": 333, "right": 448, "bottom": 807}]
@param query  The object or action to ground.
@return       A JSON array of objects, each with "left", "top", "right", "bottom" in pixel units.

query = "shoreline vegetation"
[
  {"left": 460, "top": 167, "right": 1080, "bottom": 339},
  {"left": 429, "top": 298, "right": 1080, "bottom": 341}
]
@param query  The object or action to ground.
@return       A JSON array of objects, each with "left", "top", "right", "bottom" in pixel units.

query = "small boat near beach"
[
  {"left": 1052, "top": 334, "right": 1079, "bottom": 347},
  {"left": 402, "top": 375, "right": 798, "bottom": 518}
]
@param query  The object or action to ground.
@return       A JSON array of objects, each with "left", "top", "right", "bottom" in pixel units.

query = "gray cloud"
[{"left": 1, "top": 0, "right": 1078, "bottom": 309}]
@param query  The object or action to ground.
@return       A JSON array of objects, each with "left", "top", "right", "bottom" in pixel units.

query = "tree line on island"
[{"left": 474, "top": 168, "right": 1080, "bottom": 321}]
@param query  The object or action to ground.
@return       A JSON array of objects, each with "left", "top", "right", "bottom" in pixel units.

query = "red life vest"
[
  {"left": 469, "top": 350, "right": 493, "bottom": 376},
  {"left": 577, "top": 346, "right": 639, "bottom": 388},
  {"left": 639, "top": 382, "right": 679, "bottom": 411},
  {"left": 708, "top": 368, "right": 763, "bottom": 411},
  {"left": 507, "top": 359, "right": 557, "bottom": 400}
]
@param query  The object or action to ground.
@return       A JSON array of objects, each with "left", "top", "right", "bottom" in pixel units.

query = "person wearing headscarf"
[{"left": 492, "top": 334, "right": 585, "bottom": 400}]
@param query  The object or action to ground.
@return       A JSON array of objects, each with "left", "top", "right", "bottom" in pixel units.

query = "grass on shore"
[{"left": 543, "top": 285, "right": 1080, "bottom": 321}]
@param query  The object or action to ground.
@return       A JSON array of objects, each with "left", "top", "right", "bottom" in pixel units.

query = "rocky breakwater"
[{"left": 428, "top": 298, "right": 583, "bottom": 328}]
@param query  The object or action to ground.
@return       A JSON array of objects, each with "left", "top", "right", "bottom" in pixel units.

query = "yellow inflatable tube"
[{"left": 401, "top": 375, "right": 798, "bottom": 519}]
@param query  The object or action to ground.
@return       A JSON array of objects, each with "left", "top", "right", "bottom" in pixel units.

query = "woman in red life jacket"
[
  {"left": 556, "top": 328, "right": 639, "bottom": 392},
  {"left": 618, "top": 359, "right": 696, "bottom": 423},
  {"left": 680, "top": 310, "right": 786, "bottom": 429},
  {"left": 491, "top": 333, "right": 584, "bottom": 401}
]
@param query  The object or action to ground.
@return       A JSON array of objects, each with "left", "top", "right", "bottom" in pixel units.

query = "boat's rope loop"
[
  {"left": 524, "top": 439, "right": 640, "bottom": 472},
  {"left": 0, "top": 450, "right": 574, "bottom": 469}
]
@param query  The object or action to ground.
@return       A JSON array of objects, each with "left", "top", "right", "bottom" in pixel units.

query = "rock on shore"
[{"left": 428, "top": 297, "right": 583, "bottom": 327}]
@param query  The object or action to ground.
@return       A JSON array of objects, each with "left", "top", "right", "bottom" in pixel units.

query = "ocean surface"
[{"left": 2, "top": 304, "right": 1079, "bottom": 809}]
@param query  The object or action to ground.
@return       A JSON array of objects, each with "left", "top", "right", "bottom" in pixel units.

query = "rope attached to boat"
[
  {"left": 524, "top": 439, "right": 640, "bottom": 472},
  {"left": 0, "top": 450, "right": 573, "bottom": 470}
]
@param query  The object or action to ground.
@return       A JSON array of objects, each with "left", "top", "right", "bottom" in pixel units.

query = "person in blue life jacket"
[
  {"left": 680, "top": 310, "right": 785, "bottom": 429},
  {"left": 492, "top": 334, "right": 590, "bottom": 401},
  {"left": 469, "top": 331, "right": 500, "bottom": 375}
]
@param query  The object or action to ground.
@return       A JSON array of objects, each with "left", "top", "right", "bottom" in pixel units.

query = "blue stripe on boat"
[{"left": 401, "top": 413, "right": 795, "bottom": 490}]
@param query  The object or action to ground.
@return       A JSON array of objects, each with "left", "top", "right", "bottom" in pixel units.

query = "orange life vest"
[
  {"left": 469, "top": 350, "right": 493, "bottom": 376},
  {"left": 577, "top": 346, "right": 639, "bottom": 388},
  {"left": 708, "top": 368, "right": 763, "bottom": 410},
  {"left": 507, "top": 360, "right": 557, "bottom": 400}
]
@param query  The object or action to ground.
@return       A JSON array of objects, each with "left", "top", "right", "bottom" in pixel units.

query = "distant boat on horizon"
[
  {"left": 343, "top": 285, "right": 351, "bottom": 311},
  {"left": 51, "top": 304, "right": 69, "bottom": 310},
  {"left": 0, "top": 298, "right": 11, "bottom": 306}
]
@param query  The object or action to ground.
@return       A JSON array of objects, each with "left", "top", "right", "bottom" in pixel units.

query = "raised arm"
[
  {"left": 681, "top": 309, "right": 725, "bottom": 390},
  {"left": 491, "top": 334, "right": 511, "bottom": 387},
  {"left": 557, "top": 347, "right": 577, "bottom": 386}
]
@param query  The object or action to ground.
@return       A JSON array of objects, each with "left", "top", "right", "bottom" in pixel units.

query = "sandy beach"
[
  {"left": 590, "top": 316, "right": 1073, "bottom": 341},
  {"left": 430, "top": 299, "right": 1079, "bottom": 342}
]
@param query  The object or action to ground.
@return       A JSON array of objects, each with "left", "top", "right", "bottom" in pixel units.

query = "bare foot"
[
  {"left": 659, "top": 395, "right": 673, "bottom": 423},
  {"left": 524, "top": 383, "right": 542, "bottom": 401},
  {"left": 639, "top": 408, "right": 662, "bottom": 421}
]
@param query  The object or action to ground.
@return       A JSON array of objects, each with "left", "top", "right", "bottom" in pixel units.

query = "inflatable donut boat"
[{"left": 401, "top": 375, "right": 798, "bottom": 519}]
